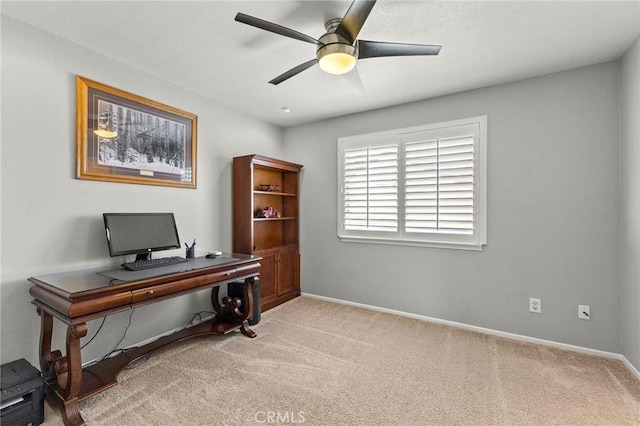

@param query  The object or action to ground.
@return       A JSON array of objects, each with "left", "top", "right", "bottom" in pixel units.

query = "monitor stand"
[{"left": 135, "top": 253, "right": 151, "bottom": 261}]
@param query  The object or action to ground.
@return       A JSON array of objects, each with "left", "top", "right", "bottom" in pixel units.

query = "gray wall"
[
  {"left": 0, "top": 17, "right": 284, "bottom": 366},
  {"left": 620, "top": 36, "right": 640, "bottom": 370},
  {"left": 2, "top": 15, "right": 637, "bottom": 374},
  {"left": 284, "top": 61, "right": 624, "bottom": 354}
]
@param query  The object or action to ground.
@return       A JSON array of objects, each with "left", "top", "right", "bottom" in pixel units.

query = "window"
[{"left": 338, "top": 116, "right": 487, "bottom": 250}]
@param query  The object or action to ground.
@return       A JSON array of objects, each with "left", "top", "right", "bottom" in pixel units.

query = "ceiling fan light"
[
  {"left": 319, "top": 52, "right": 357, "bottom": 75},
  {"left": 317, "top": 42, "right": 357, "bottom": 75}
]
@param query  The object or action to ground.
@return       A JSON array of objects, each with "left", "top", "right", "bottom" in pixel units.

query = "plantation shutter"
[
  {"left": 343, "top": 144, "right": 398, "bottom": 232},
  {"left": 404, "top": 130, "right": 475, "bottom": 235},
  {"left": 338, "top": 116, "right": 486, "bottom": 249}
]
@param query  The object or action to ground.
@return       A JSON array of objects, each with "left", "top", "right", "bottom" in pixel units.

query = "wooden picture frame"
[{"left": 76, "top": 76, "right": 197, "bottom": 188}]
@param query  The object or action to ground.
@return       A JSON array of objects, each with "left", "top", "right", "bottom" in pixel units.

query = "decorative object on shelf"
[
  {"left": 257, "top": 184, "right": 282, "bottom": 192},
  {"left": 76, "top": 76, "right": 198, "bottom": 188},
  {"left": 255, "top": 207, "right": 281, "bottom": 218}
]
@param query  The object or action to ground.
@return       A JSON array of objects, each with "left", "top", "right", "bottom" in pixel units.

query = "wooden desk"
[{"left": 29, "top": 254, "right": 261, "bottom": 426}]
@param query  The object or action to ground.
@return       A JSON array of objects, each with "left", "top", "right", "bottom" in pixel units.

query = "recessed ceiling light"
[{"left": 280, "top": 106, "right": 291, "bottom": 113}]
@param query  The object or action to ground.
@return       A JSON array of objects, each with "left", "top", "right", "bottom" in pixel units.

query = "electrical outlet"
[
  {"left": 529, "top": 298, "right": 541, "bottom": 314},
  {"left": 579, "top": 305, "right": 591, "bottom": 320}
]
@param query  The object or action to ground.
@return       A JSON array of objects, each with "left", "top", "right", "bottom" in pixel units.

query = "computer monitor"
[{"left": 103, "top": 213, "right": 181, "bottom": 261}]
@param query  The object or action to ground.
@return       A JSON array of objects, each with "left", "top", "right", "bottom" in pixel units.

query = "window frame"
[{"left": 337, "top": 116, "right": 487, "bottom": 251}]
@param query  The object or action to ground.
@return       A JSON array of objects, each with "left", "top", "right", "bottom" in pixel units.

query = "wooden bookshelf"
[{"left": 233, "top": 155, "right": 303, "bottom": 311}]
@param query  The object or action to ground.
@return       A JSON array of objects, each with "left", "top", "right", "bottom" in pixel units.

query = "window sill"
[{"left": 338, "top": 235, "right": 485, "bottom": 251}]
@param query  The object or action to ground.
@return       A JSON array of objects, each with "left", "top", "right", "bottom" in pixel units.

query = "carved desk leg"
[
  {"left": 211, "top": 277, "right": 257, "bottom": 338},
  {"left": 54, "top": 323, "right": 88, "bottom": 426},
  {"left": 36, "top": 308, "right": 88, "bottom": 425},
  {"left": 37, "top": 308, "right": 58, "bottom": 387},
  {"left": 238, "top": 277, "right": 257, "bottom": 338}
]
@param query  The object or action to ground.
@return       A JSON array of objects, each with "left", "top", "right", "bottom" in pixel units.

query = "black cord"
[
  {"left": 185, "top": 311, "right": 215, "bottom": 329},
  {"left": 100, "top": 308, "right": 136, "bottom": 362},
  {"left": 80, "top": 316, "right": 107, "bottom": 350},
  {"left": 87, "top": 309, "right": 213, "bottom": 368}
]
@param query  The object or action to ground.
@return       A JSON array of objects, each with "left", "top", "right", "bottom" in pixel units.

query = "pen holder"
[{"left": 186, "top": 247, "right": 195, "bottom": 259}]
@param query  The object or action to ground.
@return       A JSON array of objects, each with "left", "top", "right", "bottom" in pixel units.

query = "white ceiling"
[{"left": 2, "top": 1, "right": 639, "bottom": 127}]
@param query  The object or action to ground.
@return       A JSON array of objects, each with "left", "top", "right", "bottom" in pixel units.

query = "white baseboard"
[
  {"left": 301, "top": 292, "right": 640, "bottom": 381},
  {"left": 622, "top": 355, "right": 640, "bottom": 379}
]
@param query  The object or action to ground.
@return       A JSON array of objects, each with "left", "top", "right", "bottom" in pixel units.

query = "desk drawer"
[
  {"left": 131, "top": 269, "right": 236, "bottom": 303},
  {"left": 235, "top": 262, "right": 261, "bottom": 277},
  {"left": 30, "top": 285, "right": 133, "bottom": 319}
]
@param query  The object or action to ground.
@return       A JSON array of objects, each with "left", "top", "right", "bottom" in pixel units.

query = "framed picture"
[{"left": 76, "top": 76, "right": 197, "bottom": 188}]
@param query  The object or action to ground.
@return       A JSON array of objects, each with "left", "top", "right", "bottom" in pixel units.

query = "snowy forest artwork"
[
  {"left": 77, "top": 76, "right": 197, "bottom": 188},
  {"left": 95, "top": 100, "right": 187, "bottom": 177}
]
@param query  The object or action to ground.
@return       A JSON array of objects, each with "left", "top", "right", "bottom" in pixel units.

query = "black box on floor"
[
  {"left": 228, "top": 280, "right": 261, "bottom": 325},
  {"left": 1, "top": 359, "right": 44, "bottom": 426}
]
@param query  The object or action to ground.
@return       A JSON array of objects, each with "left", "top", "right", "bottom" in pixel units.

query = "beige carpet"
[{"left": 43, "top": 296, "right": 639, "bottom": 425}]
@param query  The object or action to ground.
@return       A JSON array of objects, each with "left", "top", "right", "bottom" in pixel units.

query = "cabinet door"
[
  {"left": 277, "top": 246, "right": 299, "bottom": 297},
  {"left": 257, "top": 250, "right": 277, "bottom": 308}
]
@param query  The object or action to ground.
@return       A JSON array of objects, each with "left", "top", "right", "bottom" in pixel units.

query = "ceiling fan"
[{"left": 235, "top": 0, "right": 442, "bottom": 86}]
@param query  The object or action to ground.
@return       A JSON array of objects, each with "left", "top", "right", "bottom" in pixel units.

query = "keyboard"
[{"left": 122, "top": 256, "right": 188, "bottom": 271}]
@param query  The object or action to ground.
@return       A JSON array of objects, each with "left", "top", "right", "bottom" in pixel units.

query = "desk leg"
[
  {"left": 211, "top": 277, "right": 257, "bottom": 338},
  {"left": 37, "top": 308, "right": 59, "bottom": 387},
  {"left": 54, "top": 323, "right": 88, "bottom": 426},
  {"left": 238, "top": 277, "right": 257, "bottom": 338},
  {"left": 36, "top": 308, "right": 88, "bottom": 426}
]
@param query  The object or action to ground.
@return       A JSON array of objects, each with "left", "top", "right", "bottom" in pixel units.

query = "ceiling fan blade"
[
  {"left": 334, "top": 0, "right": 377, "bottom": 44},
  {"left": 358, "top": 40, "right": 442, "bottom": 59},
  {"left": 342, "top": 67, "right": 365, "bottom": 94},
  {"left": 235, "top": 13, "right": 320, "bottom": 45},
  {"left": 269, "top": 59, "right": 317, "bottom": 85}
]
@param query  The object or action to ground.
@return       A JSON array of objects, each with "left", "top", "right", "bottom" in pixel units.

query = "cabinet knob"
[{"left": 147, "top": 290, "right": 154, "bottom": 295}]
